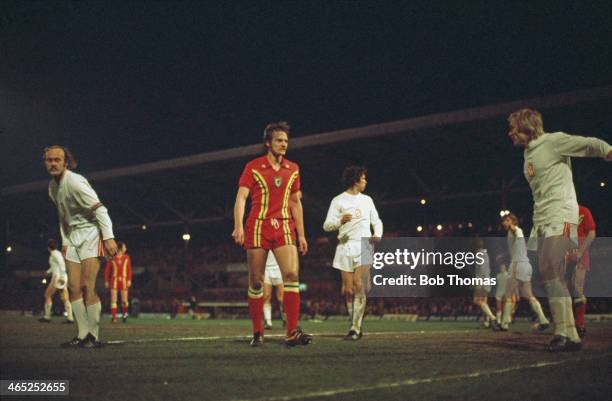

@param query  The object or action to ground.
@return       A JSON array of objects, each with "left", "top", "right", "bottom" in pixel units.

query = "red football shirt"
[
  {"left": 239, "top": 155, "right": 301, "bottom": 222},
  {"left": 577, "top": 205, "right": 596, "bottom": 269}
]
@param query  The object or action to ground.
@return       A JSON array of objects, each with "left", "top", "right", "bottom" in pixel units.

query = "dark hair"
[
  {"left": 501, "top": 213, "right": 519, "bottom": 225},
  {"left": 47, "top": 238, "right": 58, "bottom": 250},
  {"left": 117, "top": 241, "right": 126, "bottom": 252},
  {"left": 43, "top": 145, "right": 78, "bottom": 169},
  {"left": 263, "top": 121, "right": 290, "bottom": 149},
  {"left": 342, "top": 166, "right": 367, "bottom": 190}
]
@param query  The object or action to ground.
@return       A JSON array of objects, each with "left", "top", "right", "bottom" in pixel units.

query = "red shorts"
[
  {"left": 244, "top": 218, "right": 296, "bottom": 250},
  {"left": 110, "top": 277, "right": 129, "bottom": 291}
]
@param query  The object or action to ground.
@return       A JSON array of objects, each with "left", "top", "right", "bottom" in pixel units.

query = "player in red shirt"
[
  {"left": 104, "top": 241, "right": 132, "bottom": 323},
  {"left": 568, "top": 205, "right": 596, "bottom": 338},
  {"left": 232, "top": 121, "right": 311, "bottom": 347}
]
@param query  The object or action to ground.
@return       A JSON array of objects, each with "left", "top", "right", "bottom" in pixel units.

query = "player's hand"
[
  {"left": 127, "top": 281, "right": 131, "bottom": 288},
  {"left": 61, "top": 246, "right": 67, "bottom": 257},
  {"left": 606, "top": 149, "right": 612, "bottom": 161},
  {"left": 105, "top": 282, "right": 109, "bottom": 289},
  {"left": 232, "top": 226, "right": 244, "bottom": 245},
  {"left": 57, "top": 278, "right": 66, "bottom": 287},
  {"left": 104, "top": 239, "right": 119, "bottom": 257},
  {"left": 340, "top": 214, "right": 352, "bottom": 224},
  {"left": 298, "top": 236, "right": 308, "bottom": 255}
]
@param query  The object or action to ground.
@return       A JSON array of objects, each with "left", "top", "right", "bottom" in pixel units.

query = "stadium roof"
[{"left": 2, "top": 86, "right": 611, "bottom": 256}]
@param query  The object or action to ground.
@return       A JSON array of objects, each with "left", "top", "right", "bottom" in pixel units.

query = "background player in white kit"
[
  {"left": 323, "top": 166, "right": 383, "bottom": 341},
  {"left": 44, "top": 145, "right": 118, "bottom": 348},
  {"left": 494, "top": 257, "right": 509, "bottom": 326},
  {"left": 471, "top": 238, "right": 496, "bottom": 328},
  {"left": 507, "top": 108, "right": 611, "bottom": 351},
  {"left": 263, "top": 251, "right": 285, "bottom": 329},
  {"left": 499, "top": 213, "right": 549, "bottom": 332},
  {"left": 39, "top": 238, "right": 74, "bottom": 324}
]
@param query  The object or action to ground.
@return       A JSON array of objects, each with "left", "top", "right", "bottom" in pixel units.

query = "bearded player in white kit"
[
  {"left": 44, "top": 145, "right": 118, "bottom": 348},
  {"left": 324, "top": 166, "right": 383, "bottom": 340},
  {"left": 507, "top": 108, "right": 612, "bottom": 352}
]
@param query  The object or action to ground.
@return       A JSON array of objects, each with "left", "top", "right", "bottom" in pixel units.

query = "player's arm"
[
  {"left": 577, "top": 229, "right": 596, "bottom": 265},
  {"left": 322, "top": 198, "right": 342, "bottom": 232},
  {"left": 232, "top": 186, "right": 250, "bottom": 245},
  {"left": 369, "top": 198, "right": 383, "bottom": 242},
  {"left": 289, "top": 190, "right": 308, "bottom": 255},
  {"left": 50, "top": 187, "right": 69, "bottom": 252},
  {"left": 71, "top": 176, "right": 118, "bottom": 256},
  {"left": 551, "top": 132, "right": 612, "bottom": 160}
]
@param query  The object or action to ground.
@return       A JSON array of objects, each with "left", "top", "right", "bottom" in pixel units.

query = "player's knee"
[
  {"left": 343, "top": 286, "right": 354, "bottom": 296},
  {"left": 284, "top": 271, "right": 299, "bottom": 283},
  {"left": 353, "top": 282, "right": 364, "bottom": 296}
]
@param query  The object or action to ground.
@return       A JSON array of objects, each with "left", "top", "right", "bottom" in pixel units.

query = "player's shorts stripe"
[
  {"left": 284, "top": 282, "right": 300, "bottom": 293},
  {"left": 252, "top": 170, "right": 269, "bottom": 220},
  {"left": 283, "top": 219, "right": 293, "bottom": 245},
  {"left": 254, "top": 219, "right": 261, "bottom": 248}
]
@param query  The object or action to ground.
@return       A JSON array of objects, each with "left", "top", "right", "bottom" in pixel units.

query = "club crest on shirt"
[
  {"left": 274, "top": 176, "right": 283, "bottom": 188},
  {"left": 355, "top": 208, "right": 362, "bottom": 218},
  {"left": 526, "top": 162, "right": 535, "bottom": 178}
]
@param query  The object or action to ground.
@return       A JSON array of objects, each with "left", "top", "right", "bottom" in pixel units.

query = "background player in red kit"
[
  {"left": 569, "top": 205, "right": 596, "bottom": 338},
  {"left": 232, "top": 121, "right": 312, "bottom": 347},
  {"left": 104, "top": 241, "right": 132, "bottom": 323}
]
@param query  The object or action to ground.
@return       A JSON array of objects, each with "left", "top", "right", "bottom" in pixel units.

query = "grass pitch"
[{"left": 1, "top": 315, "right": 611, "bottom": 401}]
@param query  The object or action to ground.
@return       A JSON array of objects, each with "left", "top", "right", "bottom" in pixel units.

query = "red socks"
[
  {"left": 248, "top": 287, "right": 264, "bottom": 334},
  {"left": 283, "top": 282, "right": 301, "bottom": 335}
]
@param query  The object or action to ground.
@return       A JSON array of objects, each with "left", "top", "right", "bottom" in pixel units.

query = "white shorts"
[
  {"left": 332, "top": 241, "right": 372, "bottom": 273},
  {"left": 65, "top": 226, "right": 104, "bottom": 263},
  {"left": 510, "top": 261, "right": 533, "bottom": 282},
  {"left": 53, "top": 274, "right": 68, "bottom": 290},
  {"left": 527, "top": 222, "right": 577, "bottom": 251},
  {"left": 495, "top": 285, "right": 506, "bottom": 299},
  {"left": 264, "top": 263, "right": 283, "bottom": 286}
]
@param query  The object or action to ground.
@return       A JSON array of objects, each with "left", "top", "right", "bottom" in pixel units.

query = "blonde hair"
[{"left": 508, "top": 108, "right": 544, "bottom": 139}]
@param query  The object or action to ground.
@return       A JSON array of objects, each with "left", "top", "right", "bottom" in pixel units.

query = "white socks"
[
  {"left": 44, "top": 303, "right": 52, "bottom": 319},
  {"left": 346, "top": 299, "right": 353, "bottom": 320},
  {"left": 64, "top": 301, "right": 74, "bottom": 321},
  {"left": 263, "top": 302, "right": 272, "bottom": 325},
  {"left": 350, "top": 295, "right": 366, "bottom": 334},
  {"left": 479, "top": 302, "right": 496, "bottom": 321},
  {"left": 529, "top": 297, "right": 548, "bottom": 324},
  {"left": 87, "top": 302, "right": 101, "bottom": 340},
  {"left": 71, "top": 299, "right": 89, "bottom": 339},
  {"left": 544, "top": 278, "right": 580, "bottom": 342}
]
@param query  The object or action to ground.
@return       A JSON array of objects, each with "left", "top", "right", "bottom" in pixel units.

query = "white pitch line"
[
  {"left": 105, "top": 330, "right": 471, "bottom": 345},
  {"left": 235, "top": 353, "right": 612, "bottom": 401}
]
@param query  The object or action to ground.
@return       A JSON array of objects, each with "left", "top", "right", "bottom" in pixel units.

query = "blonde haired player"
[
  {"left": 263, "top": 252, "right": 285, "bottom": 330},
  {"left": 324, "top": 166, "right": 383, "bottom": 341},
  {"left": 507, "top": 108, "right": 611, "bottom": 351},
  {"left": 39, "top": 238, "right": 74, "bottom": 324}
]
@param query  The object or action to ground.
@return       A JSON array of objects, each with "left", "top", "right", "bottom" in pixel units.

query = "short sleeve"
[
  {"left": 238, "top": 165, "right": 254, "bottom": 189},
  {"left": 291, "top": 168, "right": 301, "bottom": 193}
]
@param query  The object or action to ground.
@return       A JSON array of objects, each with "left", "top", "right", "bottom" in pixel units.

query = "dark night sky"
[{"left": 1, "top": 1, "right": 611, "bottom": 187}]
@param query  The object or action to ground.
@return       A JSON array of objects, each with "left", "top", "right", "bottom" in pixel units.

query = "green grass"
[{"left": 1, "top": 316, "right": 611, "bottom": 401}]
